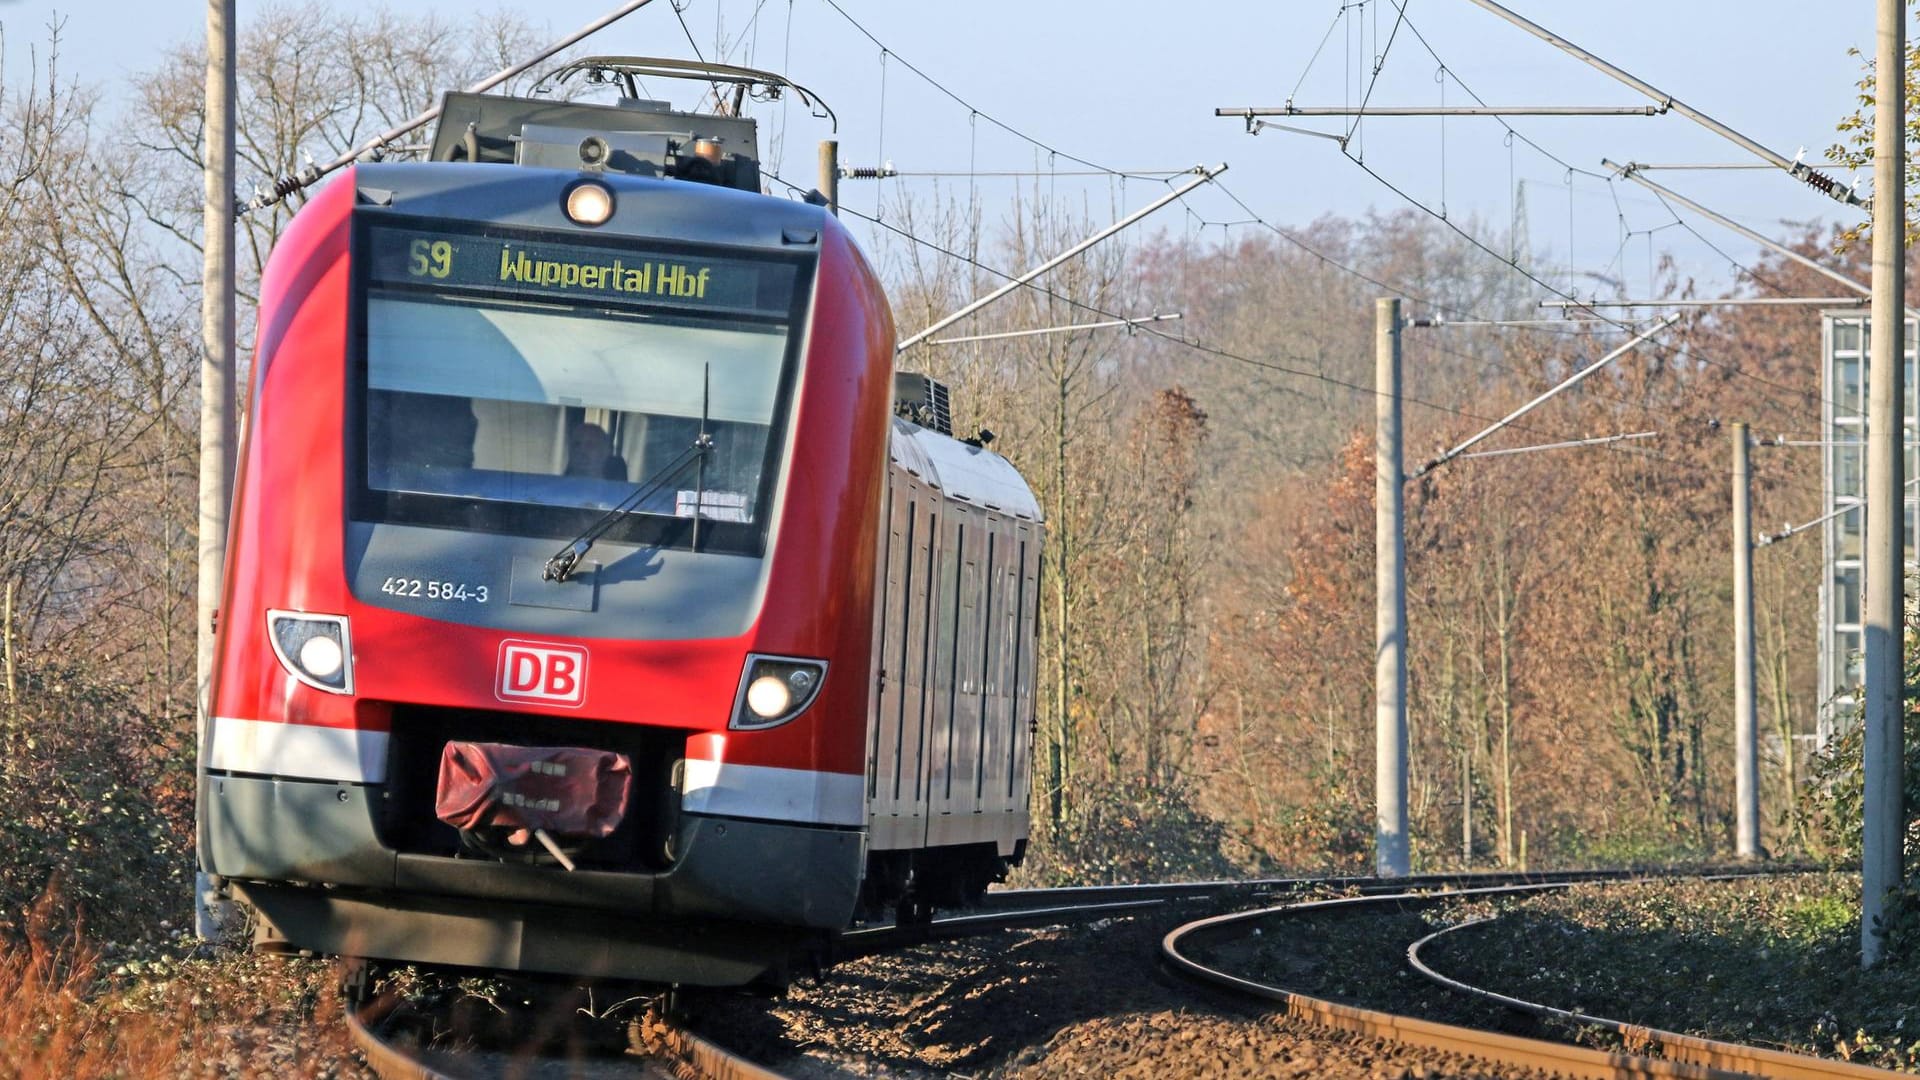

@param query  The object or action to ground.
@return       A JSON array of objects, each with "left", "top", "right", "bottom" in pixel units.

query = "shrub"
[
  {"left": 1803, "top": 600, "right": 1920, "bottom": 962},
  {"left": 1014, "top": 780, "right": 1266, "bottom": 886},
  {"left": 0, "top": 662, "right": 193, "bottom": 947}
]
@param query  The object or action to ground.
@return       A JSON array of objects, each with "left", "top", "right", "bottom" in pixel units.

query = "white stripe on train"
[
  {"left": 209, "top": 717, "right": 865, "bottom": 827},
  {"left": 209, "top": 716, "right": 390, "bottom": 783}
]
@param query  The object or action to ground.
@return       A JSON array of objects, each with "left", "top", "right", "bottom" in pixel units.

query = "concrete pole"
[
  {"left": 195, "top": 0, "right": 238, "bottom": 938},
  {"left": 1376, "top": 297, "right": 1409, "bottom": 877},
  {"left": 819, "top": 139, "right": 840, "bottom": 217},
  {"left": 1862, "top": 0, "right": 1907, "bottom": 970},
  {"left": 1731, "top": 422, "right": 1761, "bottom": 859}
]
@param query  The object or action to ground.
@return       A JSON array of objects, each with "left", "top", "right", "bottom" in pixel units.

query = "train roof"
[{"left": 889, "top": 418, "right": 1043, "bottom": 523}]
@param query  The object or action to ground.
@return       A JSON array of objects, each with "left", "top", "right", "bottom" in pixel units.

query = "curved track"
[
  {"left": 346, "top": 1002, "right": 462, "bottom": 1080},
  {"left": 1162, "top": 878, "right": 1902, "bottom": 1080},
  {"left": 349, "top": 868, "right": 1814, "bottom": 1079},
  {"left": 1406, "top": 916, "right": 1899, "bottom": 1080}
]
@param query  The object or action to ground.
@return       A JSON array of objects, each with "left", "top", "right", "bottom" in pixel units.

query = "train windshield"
[{"left": 352, "top": 219, "right": 809, "bottom": 554}]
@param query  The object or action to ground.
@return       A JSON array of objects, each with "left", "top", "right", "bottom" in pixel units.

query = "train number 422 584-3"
[{"left": 380, "top": 576, "right": 489, "bottom": 603}]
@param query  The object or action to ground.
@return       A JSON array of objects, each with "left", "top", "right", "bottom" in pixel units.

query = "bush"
[
  {"left": 1243, "top": 763, "right": 1371, "bottom": 873},
  {"left": 1803, "top": 600, "right": 1920, "bottom": 962},
  {"left": 0, "top": 662, "right": 193, "bottom": 947},
  {"left": 1013, "top": 780, "right": 1267, "bottom": 886}
]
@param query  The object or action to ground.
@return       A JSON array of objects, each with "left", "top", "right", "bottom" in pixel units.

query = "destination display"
[{"left": 364, "top": 223, "right": 797, "bottom": 316}]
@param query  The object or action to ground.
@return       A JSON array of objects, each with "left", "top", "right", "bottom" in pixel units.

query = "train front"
[{"left": 199, "top": 94, "right": 895, "bottom": 986}]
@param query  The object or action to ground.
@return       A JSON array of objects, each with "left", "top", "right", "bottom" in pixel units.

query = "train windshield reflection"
[{"left": 364, "top": 296, "right": 788, "bottom": 525}]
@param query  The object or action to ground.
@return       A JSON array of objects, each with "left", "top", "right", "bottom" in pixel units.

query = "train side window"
[
  {"left": 913, "top": 508, "right": 938, "bottom": 802},
  {"left": 960, "top": 544, "right": 979, "bottom": 695},
  {"left": 889, "top": 499, "right": 917, "bottom": 803},
  {"left": 1008, "top": 535, "right": 1029, "bottom": 797},
  {"left": 935, "top": 521, "right": 960, "bottom": 696},
  {"left": 976, "top": 528, "right": 998, "bottom": 799}
]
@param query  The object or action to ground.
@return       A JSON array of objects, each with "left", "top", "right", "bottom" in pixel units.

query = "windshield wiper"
[{"left": 543, "top": 434, "right": 714, "bottom": 583}]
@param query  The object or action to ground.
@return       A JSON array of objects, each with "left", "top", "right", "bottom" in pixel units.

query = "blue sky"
[{"left": 0, "top": 1, "right": 1893, "bottom": 296}]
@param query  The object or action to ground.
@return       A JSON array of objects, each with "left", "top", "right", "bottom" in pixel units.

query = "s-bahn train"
[{"left": 197, "top": 60, "right": 1043, "bottom": 987}]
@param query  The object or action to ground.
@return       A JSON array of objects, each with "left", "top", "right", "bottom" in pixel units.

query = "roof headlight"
[
  {"left": 731, "top": 655, "right": 827, "bottom": 729},
  {"left": 564, "top": 181, "right": 614, "bottom": 227}
]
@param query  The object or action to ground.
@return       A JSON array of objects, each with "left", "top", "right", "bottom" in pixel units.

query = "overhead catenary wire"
[
  {"left": 1607, "top": 161, "right": 1911, "bottom": 318},
  {"left": 1338, "top": 151, "right": 1846, "bottom": 428},
  {"left": 793, "top": 1, "right": 1833, "bottom": 497},
  {"left": 1543, "top": 297, "right": 1869, "bottom": 309},
  {"left": 1173, "top": 181, "right": 1824, "bottom": 483},
  {"left": 813, "top": 0, "right": 1168, "bottom": 182},
  {"left": 1252, "top": 0, "right": 1843, "bottom": 467},
  {"left": 1457, "top": 0, "right": 1868, "bottom": 209},
  {"left": 926, "top": 313, "right": 1183, "bottom": 346},
  {"left": 1756, "top": 479, "right": 1919, "bottom": 548},
  {"left": 1224, "top": 104, "right": 1670, "bottom": 117},
  {"left": 1201, "top": 177, "right": 1592, "bottom": 338},
  {"left": 241, "top": 0, "right": 661, "bottom": 212},
  {"left": 767, "top": 172, "right": 1803, "bottom": 494},
  {"left": 1410, "top": 314, "right": 1682, "bottom": 478},
  {"left": 1457, "top": 431, "right": 1658, "bottom": 460},
  {"left": 894, "top": 165, "right": 1225, "bottom": 353},
  {"left": 669, "top": 0, "right": 731, "bottom": 113}
]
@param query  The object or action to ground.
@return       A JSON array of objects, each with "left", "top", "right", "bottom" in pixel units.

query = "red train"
[{"left": 197, "top": 63, "right": 1042, "bottom": 987}]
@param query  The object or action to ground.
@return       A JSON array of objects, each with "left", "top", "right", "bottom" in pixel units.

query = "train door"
[
  {"left": 974, "top": 523, "right": 1008, "bottom": 817},
  {"left": 925, "top": 510, "right": 965, "bottom": 844},
  {"left": 866, "top": 476, "right": 910, "bottom": 846},
  {"left": 1009, "top": 524, "right": 1039, "bottom": 820}
]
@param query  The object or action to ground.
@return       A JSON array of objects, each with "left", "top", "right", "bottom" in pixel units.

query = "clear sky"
[{"left": 0, "top": 0, "right": 1894, "bottom": 299}]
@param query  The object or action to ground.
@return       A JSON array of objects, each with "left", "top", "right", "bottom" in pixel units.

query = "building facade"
[{"left": 1817, "top": 311, "right": 1917, "bottom": 745}]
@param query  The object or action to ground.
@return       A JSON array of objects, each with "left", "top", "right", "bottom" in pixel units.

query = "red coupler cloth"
[{"left": 435, "top": 742, "right": 633, "bottom": 840}]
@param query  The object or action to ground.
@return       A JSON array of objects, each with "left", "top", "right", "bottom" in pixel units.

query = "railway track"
[
  {"left": 1160, "top": 876, "right": 1902, "bottom": 1079},
  {"left": 347, "top": 866, "right": 1821, "bottom": 1079}
]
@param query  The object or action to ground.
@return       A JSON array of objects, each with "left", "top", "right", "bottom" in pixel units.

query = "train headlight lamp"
[
  {"left": 564, "top": 181, "right": 614, "bottom": 227},
  {"left": 746, "top": 676, "right": 792, "bottom": 718},
  {"left": 297, "top": 635, "right": 344, "bottom": 679},
  {"left": 731, "top": 655, "right": 827, "bottom": 729},
  {"left": 268, "top": 610, "right": 354, "bottom": 694}
]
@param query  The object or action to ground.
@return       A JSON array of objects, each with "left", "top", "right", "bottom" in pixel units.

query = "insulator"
[{"left": 840, "top": 166, "right": 897, "bottom": 180}]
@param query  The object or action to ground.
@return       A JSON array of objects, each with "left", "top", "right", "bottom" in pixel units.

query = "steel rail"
[
  {"left": 346, "top": 867, "right": 1810, "bottom": 1078},
  {"left": 352, "top": 994, "right": 778, "bottom": 1080},
  {"left": 974, "top": 865, "right": 1755, "bottom": 912},
  {"left": 657, "top": 1025, "right": 791, "bottom": 1080},
  {"left": 347, "top": 1003, "right": 467, "bottom": 1080},
  {"left": 1160, "top": 876, "right": 1853, "bottom": 1080},
  {"left": 1407, "top": 916, "right": 1903, "bottom": 1079}
]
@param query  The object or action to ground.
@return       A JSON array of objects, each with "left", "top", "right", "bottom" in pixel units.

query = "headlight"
[
  {"left": 267, "top": 610, "right": 353, "bottom": 694},
  {"left": 297, "top": 635, "right": 344, "bottom": 678},
  {"left": 746, "top": 675, "right": 792, "bottom": 718},
  {"left": 730, "top": 655, "right": 825, "bottom": 729},
  {"left": 564, "top": 181, "right": 614, "bottom": 226}
]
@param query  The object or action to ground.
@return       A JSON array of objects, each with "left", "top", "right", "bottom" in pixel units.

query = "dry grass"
[{"left": 0, "top": 887, "right": 372, "bottom": 1079}]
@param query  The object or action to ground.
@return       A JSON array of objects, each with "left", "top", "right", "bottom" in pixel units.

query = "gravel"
[
  {"left": 1416, "top": 872, "right": 1920, "bottom": 1072},
  {"left": 684, "top": 906, "right": 1551, "bottom": 1078}
]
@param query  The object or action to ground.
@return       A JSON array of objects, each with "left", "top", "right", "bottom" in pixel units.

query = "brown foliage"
[{"left": 0, "top": 885, "right": 365, "bottom": 1079}]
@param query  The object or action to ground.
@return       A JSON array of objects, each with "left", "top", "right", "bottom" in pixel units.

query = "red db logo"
[{"left": 496, "top": 640, "right": 587, "bottom": 707}]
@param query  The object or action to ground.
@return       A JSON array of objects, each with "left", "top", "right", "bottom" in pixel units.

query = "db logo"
[{"left": 495, "top": 639, "right": 587, "bottom": 707}]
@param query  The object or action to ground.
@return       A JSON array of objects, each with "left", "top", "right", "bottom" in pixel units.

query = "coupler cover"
[{"left": 435, "top": 741, "right": 633, "bottom": 844}]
